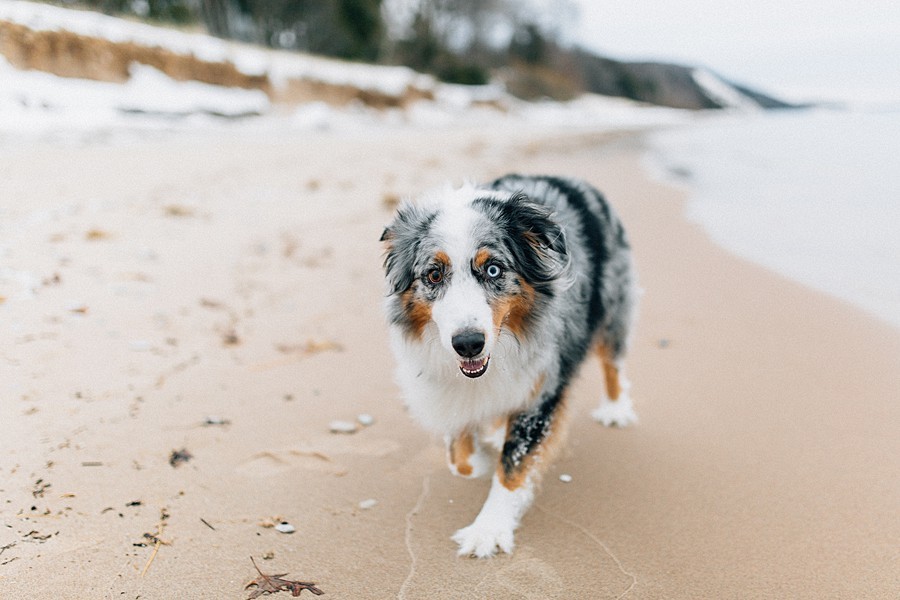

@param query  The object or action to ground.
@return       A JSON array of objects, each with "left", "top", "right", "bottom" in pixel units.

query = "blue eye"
[{"left": 485, "top": 264, "right": 502, "bottom": 279}]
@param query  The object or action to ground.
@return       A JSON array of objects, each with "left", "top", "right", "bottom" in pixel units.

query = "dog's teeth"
[{"left": 459, "top": 356, "right": 490, "bottom": 378}]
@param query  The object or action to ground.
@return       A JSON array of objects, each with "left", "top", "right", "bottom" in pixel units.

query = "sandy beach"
[{"left": 1, "top": 125, "right": 898, "bottom": 599}]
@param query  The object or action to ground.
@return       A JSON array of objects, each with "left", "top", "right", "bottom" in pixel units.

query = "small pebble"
[
  {"left": 357, "top": 413, "right": 375, "bottom": 426},
  {"left": 203, "top": 416, "right": 231, "bottom": 426},
  {"left": 329, "top": 420, "right": 358, "bottom": 434},
  {"left": 274, "top": 522, "right": 295, "bottom": 534},
  {"left": 559, "top": 473, "right": 573, "bottom": 483},
  {"left": 358, "top": 499, "right": 378, "bottom": 510}
]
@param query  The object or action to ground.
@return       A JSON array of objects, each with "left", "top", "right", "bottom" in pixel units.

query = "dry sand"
[{"left": 1, "top": 125, "right": 898, "bottom": 599}]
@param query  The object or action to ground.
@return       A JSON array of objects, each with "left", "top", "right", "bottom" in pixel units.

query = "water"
[{"left": 647, "top": 108, "right": 900, "bottom": 329}]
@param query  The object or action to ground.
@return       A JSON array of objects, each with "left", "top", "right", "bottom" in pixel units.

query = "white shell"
[
  {"left": 275, "top": 522, "right": 295, "bottom": 534},
  {"left": 329, "top": 420, "right": 358, "bottom": 434}
]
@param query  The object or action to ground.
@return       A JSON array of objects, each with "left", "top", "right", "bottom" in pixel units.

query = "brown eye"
[{"left": 426, "top": 268, "right": 443, "bottom": 284}]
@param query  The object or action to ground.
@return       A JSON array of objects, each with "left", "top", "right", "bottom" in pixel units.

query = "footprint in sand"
[
  {"left": 236, "top": 435, "right": 400, "bottom": 477},
  {"left": 474, "top": 550, "right": 565, "bottom": 599},
  {"left": 236, "top": 449, "right": 344, "bottom": 477}
]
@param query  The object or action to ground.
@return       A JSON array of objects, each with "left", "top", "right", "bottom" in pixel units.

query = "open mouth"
[{"left": 459, "top": 355, "right": 490, "bottom": 378}]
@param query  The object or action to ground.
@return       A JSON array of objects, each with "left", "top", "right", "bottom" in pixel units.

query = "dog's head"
[{"left": 381, "top": 184, "right": 568, "bottom": 378}]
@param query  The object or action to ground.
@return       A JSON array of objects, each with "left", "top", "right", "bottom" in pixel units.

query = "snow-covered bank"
[
  {"left": 0, "top": 0, "right": 695, "bottom": 141},
  {"left": 0, "top": 0, "right": 433, "bottom": 101},
  {"left": 0, "top": 56, "right": 270, "bottom": 136}
]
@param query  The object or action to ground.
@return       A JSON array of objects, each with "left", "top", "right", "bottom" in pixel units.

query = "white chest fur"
[{"left": 389, "top": 325, "right": 549, "bottom": 435}]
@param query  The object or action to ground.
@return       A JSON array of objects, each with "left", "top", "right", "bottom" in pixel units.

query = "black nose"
[{"left": 451, "top": 330, "right": 485, "bottom": 358}]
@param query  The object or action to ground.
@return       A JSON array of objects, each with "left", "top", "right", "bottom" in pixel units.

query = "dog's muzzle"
[{"left": 452, "top": 329, "right": 490, "bottom": 378}]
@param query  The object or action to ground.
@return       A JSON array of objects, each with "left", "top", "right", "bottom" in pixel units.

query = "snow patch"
[
  {"left": 0, "top": 0, "right": 241, "bottom": 67},
  {"left": 692, "top": 69, "right": 760, "bottom": 111},
  {"left": 0, "top": 55, "right": 269, "bottom": 135}
]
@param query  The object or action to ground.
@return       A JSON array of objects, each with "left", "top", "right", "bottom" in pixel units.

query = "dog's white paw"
[
  {"left": 452, "top": 522, "right": 515, "bottom": 558},
  {"left": 592, "top": 396, "right": 638, "bottom": 427}
]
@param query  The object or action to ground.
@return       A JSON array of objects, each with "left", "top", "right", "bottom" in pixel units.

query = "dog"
[{"left": 380, "top": 174, "right": 638, "bottom": 558}]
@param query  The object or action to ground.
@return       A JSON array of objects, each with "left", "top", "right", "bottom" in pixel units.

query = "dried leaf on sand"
[{"left": 245, "top": 556, "right": 324, "bottom": 598}]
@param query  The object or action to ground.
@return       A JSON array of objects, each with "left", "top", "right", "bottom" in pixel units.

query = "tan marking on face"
[
  {"left": 434, "top": 250, "right": 451, "bottom": 267},
  {"left": 491, "top": 279, "right": 536, "bottom": 338},
  {"left": 498, "top": 377, "right": 566, "bottom": 491},
  {"left": 473, "top": 247, "right": 492, "bottom": 269},
  {"left": 401, "top": 286, "right": 432, "bottom": 339},
  {"left": 448, "top": 430, "right": 475, "bottom": 477},
  {"left": 596, "top": 344, "right": 621, "bottom": 400}
]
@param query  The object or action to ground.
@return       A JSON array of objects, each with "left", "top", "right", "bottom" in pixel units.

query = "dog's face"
[{"left": 381, "top": 186, "right": 567, "bottom": 378}]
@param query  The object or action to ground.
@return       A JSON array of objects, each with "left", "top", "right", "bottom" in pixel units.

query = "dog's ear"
[
  {"left": 513, "top": 197, "right": 566, "bottom": 257},
  {"left": 504, "top": 193, "right": 568, "bottom": 286},
  {"left": 381, "top": 204, "right": 434, "bottom": 294}
]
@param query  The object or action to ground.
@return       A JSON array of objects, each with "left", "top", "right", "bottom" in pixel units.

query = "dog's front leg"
[
  {"left": 445, "top": 430, "right": 493, "bottom": 478},
  {"left": 451, "top": 470, "right": 535, "bottom": 558},
  {"left": 452, "top": 393, "right": 566, "bottom": 558}
]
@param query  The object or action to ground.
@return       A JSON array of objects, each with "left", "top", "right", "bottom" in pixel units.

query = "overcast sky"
[{"left": 572, "top": 0, "right": 900, "bottom": 105}]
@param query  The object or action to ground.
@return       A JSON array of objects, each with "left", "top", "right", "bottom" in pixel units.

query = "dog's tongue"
[{"left": 459, "top": 356, "right": 489, "bottom": 378}]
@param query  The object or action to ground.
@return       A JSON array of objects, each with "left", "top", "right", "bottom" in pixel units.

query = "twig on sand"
[
  {"left": 140, "top": 508, "right": 170, "bottom": 577},
  {"left": 140, "top": 540, "right": 162, "bottom": 578}
]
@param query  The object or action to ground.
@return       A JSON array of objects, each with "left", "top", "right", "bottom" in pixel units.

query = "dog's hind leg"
[{"left": 591, "top": 343, "right": 638, "bottom": 427}]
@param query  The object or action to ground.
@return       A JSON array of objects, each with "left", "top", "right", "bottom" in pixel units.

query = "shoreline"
[
  {"left": 642, "top": 109, "right": 900, "bottom": 332},
  {"left": 1, "top": 126, "right": 898, "bottom": 598}
]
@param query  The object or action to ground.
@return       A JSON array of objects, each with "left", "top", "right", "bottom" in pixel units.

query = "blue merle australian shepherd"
[{"left": 380, "top": 174, "right": 638, "bottom": 558}]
